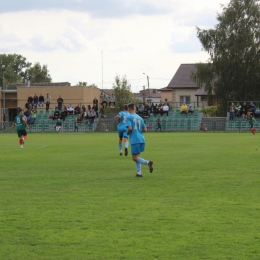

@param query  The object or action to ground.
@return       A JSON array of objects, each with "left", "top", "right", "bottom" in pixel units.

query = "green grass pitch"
[{"left": 0, "top": 132, "right": 260, "bottom": 260}]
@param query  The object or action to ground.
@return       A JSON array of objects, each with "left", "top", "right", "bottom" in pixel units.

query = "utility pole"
[{"left": 143, "top": 73, "right": 151, "bottom": 104}]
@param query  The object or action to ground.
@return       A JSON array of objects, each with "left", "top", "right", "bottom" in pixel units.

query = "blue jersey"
[
  {"left": 126, "top": 113, "right": 146, "bottom": 145},
  {"left": 117, "top": 111, "right": 129, "bottom": 131}
]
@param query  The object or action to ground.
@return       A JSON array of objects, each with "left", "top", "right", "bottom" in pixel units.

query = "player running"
[
  {"left": 117, "top": 104, "right": 130, "bottom": 156},
  {"left": 246, "top": 111, "right": 257, "bottom": 135},
  {"left": 13, "top": 109, "right": 28, "bottom": 148},
  {"left": 126, "top": 103, "right": 153, "bottom": 177}
]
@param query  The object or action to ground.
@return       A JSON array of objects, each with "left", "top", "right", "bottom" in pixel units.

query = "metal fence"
[{"left": 0, "top": 118, "right": 254, "bottom": 133}]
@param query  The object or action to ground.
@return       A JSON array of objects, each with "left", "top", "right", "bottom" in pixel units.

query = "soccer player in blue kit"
[
  {"left": 117, "top": 104, "right": 130, "bottom": 156},
  {"left": 126, "top": 103, "right": 153, "bottom": 177}
]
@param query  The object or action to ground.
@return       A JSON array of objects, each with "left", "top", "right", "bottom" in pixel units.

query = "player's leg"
[
  {"left": 17, "top": 131, "right": 23, "bottom": 148},
  {"left": 119, "top": 137, "right": 123, "bottom": 156},
  {"left": 132, "top": 154, "right": 142, "bottom": 177},
  {"left": 123, "top": 131, "right": 129, "bottom": 156}
]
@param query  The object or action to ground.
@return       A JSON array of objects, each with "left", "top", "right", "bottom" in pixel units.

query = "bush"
[{"left": 200, "top": 106, "right": 218, "bottom": 117}]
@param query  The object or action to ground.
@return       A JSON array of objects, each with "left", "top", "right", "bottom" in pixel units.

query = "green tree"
[
  {"left": 191, "top": 0, "right": 260, "bottom": 115},
  {"left": 77, "top": 81, "right": 88, "bottom": 86},
  {"left": 0, "top": 54, "right": 52, "bottom": 86},
  {"left": 25, "top": 62, "right": 52, "bottom": 83},
  {"left": 0, "top": 54, "right": 31, "bottom": 85},
  {"left": 112, "top": 75, "right": 137, "bottom": 105}
]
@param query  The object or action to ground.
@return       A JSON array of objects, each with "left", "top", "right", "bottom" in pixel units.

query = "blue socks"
[{"left": 137, "top": 157, "right": 148, "bottom": 165}]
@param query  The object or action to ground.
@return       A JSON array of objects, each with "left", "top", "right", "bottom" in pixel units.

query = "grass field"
[{"left": 0, "top": 132, "right": 260, "bottom": 260}]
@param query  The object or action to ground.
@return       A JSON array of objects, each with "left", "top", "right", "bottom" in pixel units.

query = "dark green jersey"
[
  {"left": 14, "top": 114, "right": 26, "bottom": 130},
  {"left": 247, "top": 115, "right": 254, "bottom": 124}
]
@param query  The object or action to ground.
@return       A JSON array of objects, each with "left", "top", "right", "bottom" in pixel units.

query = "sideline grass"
[{"left": 0, "top": 132, "right": 260, "bottom": 259}]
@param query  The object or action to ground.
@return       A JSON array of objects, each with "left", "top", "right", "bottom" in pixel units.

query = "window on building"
[
  {"left": 201, "top": 96, "right": 207, "bottom": 101},
  {"left": 180, "top": 96, "right": 190, "bottom": 103},
  {"left": 153, "top": 89, "right": 156, "bottom": 93}
]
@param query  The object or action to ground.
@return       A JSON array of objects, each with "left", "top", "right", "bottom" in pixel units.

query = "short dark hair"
[
  {"left": 18, "top": 109, "right": 23, "bottom": 113},
  {"left": 127, "top": 103, "right": 135, "bottom": 110}
]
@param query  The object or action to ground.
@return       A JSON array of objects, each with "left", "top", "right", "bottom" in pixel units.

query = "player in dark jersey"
[
  {"left": 13, "top": 109, "right": 28, "bottom": 148},
  {"left": 246, "top": 111, "right": 257, "bottom": 135}
]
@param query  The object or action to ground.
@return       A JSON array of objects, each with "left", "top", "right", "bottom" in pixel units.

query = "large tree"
[
  {"left": 112, "top": 75, "right": 137, "bottom": 105},
  {"left": 191, "top": 0, "right": 260, "bottom": 115},
  {"left": 0, "top": 54, "right": 52, "bottom": 86}
]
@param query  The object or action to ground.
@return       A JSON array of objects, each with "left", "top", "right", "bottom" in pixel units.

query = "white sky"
[{"left": 0, "top": 0, "right": 230, "bottom": 93}]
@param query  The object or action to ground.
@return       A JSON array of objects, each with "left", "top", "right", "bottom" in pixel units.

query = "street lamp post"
[
  {"left": 143, "top": 73, "right": 151, "bottom": 103},
  {"left": 2, "top": 65, "right": 6, "bottom": 123}
]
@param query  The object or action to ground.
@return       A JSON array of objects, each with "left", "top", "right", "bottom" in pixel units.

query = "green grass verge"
[{"left": 0, "top": 132, "right": 260, "bottom": 259}]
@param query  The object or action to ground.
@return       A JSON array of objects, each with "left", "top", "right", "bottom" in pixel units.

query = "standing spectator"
[
  {"left": 162, "top": 103, "right": 169, "bottom": 116},
  {"left": 39, "top": 94, "right": 44, "bottom": 108},
  {"left": 92, "top": 103, "right": 99, "bottom": 118},
  {"left": 93, "top": 97, "right": 99, "bottom": 108},
  {"left": 45, "top": 93, "right": 51, "bottom": 112},
  {"left": 188, "top": 104, "right": 194, "bottom": 114},
  {"left": 13, "top": 109, "right": 28, "bottom": 149},
  {"left": 240, "top": 102, "right": 247, "bottom": 118},
  {"left": 150, "top": 103, "right": 156, "bottom": 117},
  {"left": 235, "top": 102, "right": 241, "bottom": 118},
  {"left": 74, "top": 118, "right": 78, "bottom": 132},
  {"left": 126, "top": 103, "right": 153, "bottom": 177},
  {"left": 156, "top": 115, "right": 162, "bottom": 131},
  {"left": 229, "top": 102, "right": 235, "bottom": 120},
  {"left": 248, "top": 101, "right": 256, "bottom": 115},
  {"left": 53, "top": 108, "right": 60, "bottom": 121},
  {"left": 33, "top": 94, "right": 38, "bottom": 109},
  {"left": 57, "top": 95, "right": 64, "bottom": 110},
  {"left": 180, "top": 103, "right": 188, "bottom": 116},
  {"left": 109, "top": 94, "right": 116, "bottom": 107}
]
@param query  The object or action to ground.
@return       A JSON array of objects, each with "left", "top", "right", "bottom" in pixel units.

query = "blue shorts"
[
  {"left": 131, "top": 143, "right": 145, "bottom": 155},
  {"left": 118, "top": 128, "right": 128, "bottom": 139}
]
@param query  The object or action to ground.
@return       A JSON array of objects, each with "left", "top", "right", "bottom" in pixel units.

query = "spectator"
[
  {"left": 235, "top": 102, "right": 241, "bottom": 118},
  {"left": 255, "top": 107, "right": 260, "bottom": 118},
  {"left": 155, "top": 115, "right": 162, "bottom": 131},
  {"left": 249, "top": 101, "right": 256, "bottom": 115},
  {"left": 180, "top": 103, "right": 188, "bottom": 116},
  {"left": 60, "top": 109, "right": 67, "bottom": 121},
  {"left": 67, "top": 104, "right": 74, "bottom": 115},
  {"left": 240, "top": 102, "right": 247, "bottom": 118},
  {"left": 57, "top": 95, "right": 64, "bottom": 110},
  {"left": 45, "top": 93, "right": 51, "bottom": 112},
  {"left": 53, "top": 108, "right": 60, "bottom": 121},
  {"left": 33, "top": 94, "right": 38, "bottom": 109},
  {"left": 92, "top": 103, "right": 99, "bottom": 118},
  {"left": 89, "top": 108, "right": 96, "bottom": 123},
  {"left": 202, "top": 124, "right": 207, "bottom": 132},
  {"left": 24, "top": 108, "right": 35, "bottom": 124},
  {"left": 150, "top": 103, "right": 156, "bottom": 116},
  {"left": 162, "top": 103, "right": 169, "bottom": 116},
  {"left": 82, "top": 105, "right": 86, "bottom": 113},
  {"left": 38, "top": 94, "right": 44, "bottom": 108},
  {"left": 27, "top": 95, "right": 33, "bottom": 106},
  {"left": 93, "top": 97, "right": 99, "bottom": 108},
  {"left": 188, "top": 104, "right": 194, "bottom": 114},
  {"left": 76, "top": 114, "right": 82, "bottom": 126},
  {"left": 229, "top": 102, "right": 235, "bottom": 120},
  {"left": 74, "top": 104, "right": 81, "bottom": 115},
  {"left": 63, "top": 105, "right": 68, "bottom": 117},
  {"left": 101, "top": 94, "right": 108, "bottom": 108},
  {"left": 109, "top": 94, "right": 116, "bottom": 107},
  {"left": 74, "top": 118, "right": 78, "bottom": 132},
  {"left": 55, "top": 118, "right": 62, "bottom": 131}
]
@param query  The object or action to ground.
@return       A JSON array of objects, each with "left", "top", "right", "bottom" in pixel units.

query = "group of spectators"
[
  {"left": 17, "top": 105, "right": 37, "bottom": 124},
  {"left": 25, "top": 93, "right": 51, "bottom": 111},
  {"left": 229, "top": 102, "right": 260, "bottom": 120},
  {"left": 100, "top": 93, "right": 116, "bottom": 108},
  {"left": 135, "top": 102, "right": 195, "bottom": 118}
]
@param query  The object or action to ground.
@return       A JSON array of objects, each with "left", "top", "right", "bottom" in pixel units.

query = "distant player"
[
  {"left": 117, "top": 104, "right": 129, "bottom": 156},
  {"left": 126, "top": 103, "right": 153, "bottom": 177},
  {"left": 246, "top": 111, "right": 257, "bottom": 135},
  {"left": 13, "top": 109, "right": 28, "bottom": 148}
]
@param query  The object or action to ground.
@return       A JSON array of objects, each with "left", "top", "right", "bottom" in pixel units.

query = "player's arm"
[
  {"left": 117, "top": 114, "right": 121, "bottom": 123},
  {"left": 22, "top": 117, "right": 28, "bottom": 127},
  {"left": 253, "top": 118, "right": 257, "bottom": 123},
  {"left": 143, "top": 127, "right": 148, "bottom": 132},
  {"left": 127, "top": 126, "right": 132, "bottom": 135}
]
